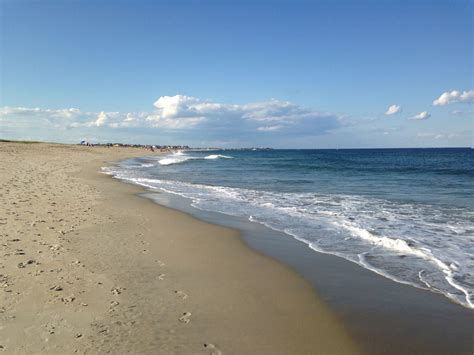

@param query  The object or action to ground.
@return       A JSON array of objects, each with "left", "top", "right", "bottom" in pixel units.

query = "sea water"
[{"left": 103, "top": 148, "right": 474, "bottom": 309}]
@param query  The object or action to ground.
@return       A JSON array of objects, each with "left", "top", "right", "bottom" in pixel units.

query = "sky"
[{"left": 0, "top": 0, "right": 472, "bottom": 148}]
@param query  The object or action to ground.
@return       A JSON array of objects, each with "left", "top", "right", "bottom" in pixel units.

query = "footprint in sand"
[
  {"left": 44, "top": 322, "right": 56, "bottom": 335},
  {"left": 174, "top": 290, "right": 188, "bottom": 300},
  {"left": 156, "top": 260, "right": 165, "bottom": 267},
  {"left": 61, "top": 295, "right": 76, "bottom": 304},
  {"left": 109, "top": 300, "right": 120, "bottom": 313},
  {"left": 111, "top": 287, "right": 125, "bottom": 295},
  {"left": 158, "top": 274, "right": 165, "bottom": 281},
  {"left": 17, "top": 259, "right": 36, "bottom": 268},
  {"left": 204, "top": 343, "right": 223, "bottom": 355},
  {"left": 178, "top": 312, "right": 191, "bottom": 324}
]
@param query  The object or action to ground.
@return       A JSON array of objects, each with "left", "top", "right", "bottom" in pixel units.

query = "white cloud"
[
  {"left": 151, "top": 96, "right": 329, "bottom": 125},
  {"left": 0, "top": 106, "right": 82, "bottom": 119},
  {"left": 94, "top": 112, "right": 109, "bottom": 127},
  {"left": 385, "top": 104, "right": 402, "bottom": 115},
  {"left": 153, "top": 95, "right": 212, "bottom": 119},
  {"left": 145, "top": 114, "right": 207, "bottom": 129},
  {"left": 417, "top": 132, "right": 457, "bottom": 139},
  {"left": 433, "top": 90, "right": 474, "bottom": 106},
  {"left": 409, "top": 111, "right": 430, "bottom": 120},
  {"left": 0, "top": 95, "right": 341, "bottom": 134},
  {"left": 0, "top": 106, "right": 87, "bottom": 130},
  {"left": 257, "top": 125, "right": 283, "bottom": 132},
  {"left": 242, "top": 99, "right": 317, "bottom": 121}
]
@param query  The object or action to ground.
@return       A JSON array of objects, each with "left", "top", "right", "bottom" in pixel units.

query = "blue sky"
[{"left": 1, "top": 0, "right": 472, "bottom": 148}]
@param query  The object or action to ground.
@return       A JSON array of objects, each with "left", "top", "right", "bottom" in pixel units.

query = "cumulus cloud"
[
  {"left": 411, "top": 111, "right": 431, "bottom": 120},
  {"left": 94, "top": 112, "right": 109, "bottom": 127},
  {"left": 149, "top": 95, "right": 332, "bottom": 126},
  {"left": 433, "top": 90, "right": 474, "bottom": 106},
  {"left": 409, "top": 111, "right": 431, "bottom": 120},
  {"left": 385, "top": 104, "right": 402, "bottom": 115},
  {"left": 0, "top": 95, "right": 341, "bottom": 135}
]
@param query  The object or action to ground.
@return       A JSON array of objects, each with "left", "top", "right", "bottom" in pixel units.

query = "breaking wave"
[
  {"left": 156, "top": 152, "right": 233, "bottom": 166},
  {"left": 204, "top": 154, "right": 233, "bottom": 160},
  {"left": 102, "top": 164, "right": 474, "bottom": 310}
]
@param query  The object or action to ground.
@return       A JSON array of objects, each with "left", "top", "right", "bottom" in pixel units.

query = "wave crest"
[
  {"left": 157, "top": 152, "right": 233, "bottom": 165},
  {"left": 204, "top": 154, "right": 233, "bottom": 160},
  {"left": 101, "top": 166, "right": 474, "bottom": 309}
]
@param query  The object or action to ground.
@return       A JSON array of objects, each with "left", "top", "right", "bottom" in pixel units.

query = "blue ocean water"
[{"left": 104, "top": 148, "right": 474, "bottom": 309}]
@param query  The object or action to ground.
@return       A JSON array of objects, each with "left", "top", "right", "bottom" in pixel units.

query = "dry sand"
[{"left": 0, "top": 142, "right": 359, "bottom": 354}]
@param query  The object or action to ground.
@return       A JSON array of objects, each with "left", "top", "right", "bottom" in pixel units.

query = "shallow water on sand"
[{"left": 104, "top": 148, "right": 474, "bottom": 310}]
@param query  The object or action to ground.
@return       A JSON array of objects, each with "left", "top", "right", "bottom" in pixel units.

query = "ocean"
[{"left": 103, "top": 148, "right": 474, "bottom": 310}]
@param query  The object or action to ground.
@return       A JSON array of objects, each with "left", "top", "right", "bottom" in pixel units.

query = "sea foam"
[
  {"left": 204, "top": 154, "right": 233, "bottom": 159},
  {"left": 156, "top": 152, "right": 233, "bottom": 165},
  {"left": 103, "top": 150, "right": 474, "bottom": 309}
]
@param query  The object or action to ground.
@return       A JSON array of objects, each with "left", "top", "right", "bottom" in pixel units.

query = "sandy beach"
[{"left": 0, "top": 142, "right": 359, "bottom": 354}]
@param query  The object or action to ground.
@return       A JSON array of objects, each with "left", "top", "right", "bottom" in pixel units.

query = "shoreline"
[
  {"left": 0, "top": 142, "right": 359, "bottom": 354},
  {"left": 113, "top": 153, "right": 474, "bottom": 355},
  {"left": 146, "top": 191, "right": 474, "bottom": 354}
]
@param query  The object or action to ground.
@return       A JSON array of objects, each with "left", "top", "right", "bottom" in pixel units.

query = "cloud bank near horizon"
[
  {"left": 1, "top": 90, "right": 471, "bottom": 147},
  {"left": 0, "top": 95, "right": 342, "bottom": 138}
]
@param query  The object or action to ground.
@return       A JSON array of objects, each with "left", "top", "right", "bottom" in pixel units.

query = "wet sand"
[
  {"left": 145, "top": 187, "right": 474, "bottom": 355},
  {"left": 0, "top": 142, "right": 359, "bottom": 354}
]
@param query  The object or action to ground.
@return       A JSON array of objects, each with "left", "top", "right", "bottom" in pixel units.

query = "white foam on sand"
[{"left": 102, "top": 165, "right": 474, "bottom": 309}]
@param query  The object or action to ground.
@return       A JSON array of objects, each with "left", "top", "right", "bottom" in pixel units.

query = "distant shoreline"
[{"left": 1, "top": 139, "right": 470, "bottom": 150}]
